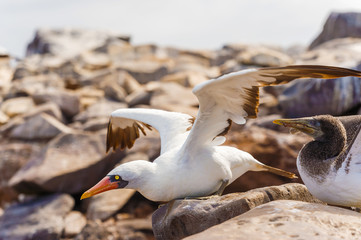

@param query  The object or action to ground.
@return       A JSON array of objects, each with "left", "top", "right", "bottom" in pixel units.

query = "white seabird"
[
  {"left": 274, "top": 114, "right": 361, "bottom": 207},
  {"left": 81, "top": 65, "right": 361, "bottom": 202}
]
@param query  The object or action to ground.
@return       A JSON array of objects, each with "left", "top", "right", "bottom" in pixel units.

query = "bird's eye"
[{"left": 114, "top": 175, "right": 120, "bottom": 180}]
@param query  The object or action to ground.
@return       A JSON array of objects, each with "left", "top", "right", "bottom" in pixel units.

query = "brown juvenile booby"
[
  {"left": 80, "top": 65, "right": 361, "bottom": 202},
  {"left": 274, "top": 115, "right": 361, "bottom": 207}
]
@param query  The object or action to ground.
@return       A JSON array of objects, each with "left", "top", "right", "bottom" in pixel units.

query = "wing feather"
[
  {"left": 184, "top": 65, "right": 361, "bottom": 150},
  {"left": 107, "top": 108, "right": 194, "bottom": 153}
]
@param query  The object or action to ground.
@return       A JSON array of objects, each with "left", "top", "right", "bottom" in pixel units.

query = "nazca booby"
[
  {"left": 81, "top": 65, "right": 361, "bottom": 202},
  {"left": 274, "top": 114, "right": 361, "bottom": 207}
]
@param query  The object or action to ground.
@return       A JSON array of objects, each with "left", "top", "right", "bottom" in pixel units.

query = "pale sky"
[{"left": 1, "top": 0, "right": 361, "bottom": 57}]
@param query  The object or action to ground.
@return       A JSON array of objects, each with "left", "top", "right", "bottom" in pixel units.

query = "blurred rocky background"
[{"left": 1, "top": 11, "right": 361, "bottom": 240}]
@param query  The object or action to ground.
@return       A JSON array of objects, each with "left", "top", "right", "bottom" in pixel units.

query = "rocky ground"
[{"left": 1, "top": 11, "right": 361, "bottom": 240}]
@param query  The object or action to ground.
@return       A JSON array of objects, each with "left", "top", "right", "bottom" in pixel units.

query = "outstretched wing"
[
  {"left": 107, "top": 108, "right": 194, "bottom": 154},
  {"left": 183, "top": 65, "right": 361, "bottom": 150}
]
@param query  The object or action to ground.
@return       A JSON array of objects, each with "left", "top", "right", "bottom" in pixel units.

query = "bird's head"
[
  {"left": 273, "top": 115, "right": 344, "bottom": 141},
  {"left": 80, "top": 160, "right": 151, "bottom": 200}
]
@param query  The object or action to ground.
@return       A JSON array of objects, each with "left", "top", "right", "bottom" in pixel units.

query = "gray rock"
[
  {"left": 309, "top": 12, "right": 361, "bottom": 50},
  {"left": 0, "top": 194, "right": 74, "bottom": 240},
  {"left": 9, "top": 132, "right": 125, "bottom": 194},
  {"left": 26, "top": 28, "right": 130, "bottom": 59},
  {"left": 9, "top": 113, "right": 72, "bottom": 140},
  {"left": 278, "top": 75, "right": 361, "bottom": 118},
  {"left": 152, "top": 183, "right": 322, "bottom": 240},
  {"left": 186, "top": 200, "right": 361, "bottom": 240}
]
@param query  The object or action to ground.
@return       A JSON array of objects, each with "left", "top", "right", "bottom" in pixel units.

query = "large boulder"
[
  {"left": 9, "top": 132, "right": 125, "bottom": 194},
  {"left": 0, "top": 194, "right": 74, "bottom": 240},
  {"left": 26, "top": 28, "right": 130, "bottom": 59},
  {"left": 186, "top": 200, "right": 361, "bottom": 240},
  {"left": 152, "top": 183, "right": 322, "bottom": 240},
  {"left": 309, "top": 12, "right": 361, "bottom": 50}
]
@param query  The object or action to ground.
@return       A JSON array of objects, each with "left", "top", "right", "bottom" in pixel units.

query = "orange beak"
[{"left": 80, "top": 176, "right": 118, "bottom": 200}]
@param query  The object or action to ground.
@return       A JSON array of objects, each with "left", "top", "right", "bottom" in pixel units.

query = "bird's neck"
[{"left": 299, "top": 132, "right": 346, "bottom": 179}]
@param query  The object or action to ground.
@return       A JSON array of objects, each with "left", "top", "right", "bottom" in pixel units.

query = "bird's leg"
[
  {"left": 215, "top": 178, "right": 229, "bottom": 196},
  {"left": 191, "top": 178, "right": 230, "bottom": 200}
]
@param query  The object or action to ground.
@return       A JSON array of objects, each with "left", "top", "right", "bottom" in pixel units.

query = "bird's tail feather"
[{"left": 257, "top": 164, "right": 298, "bottom": 179}]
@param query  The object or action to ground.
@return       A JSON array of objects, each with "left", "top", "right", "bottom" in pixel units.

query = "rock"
[
  {"left": 186, "top": 200, "right": 361, "bottom": 240},
  {"left": 74, "top": 100, "right": 127, "bottom": 123},
  {"left": 81, "top": 117, "right": 109, "bottom": 132},
  {"left": 152, "top": 183, "right": 322, "bottom": 240},
  {"left": 224, "top": 125, "right": 309, "bottom": 192},
  {"left": 300, "top": 38, "right": 361, "bottom": 67},
  {"left": 0, "top": 111, "right": 9, "bottom": 125},
  {"left": 85, "top": 189, "right": 136, "bottom": 221},
  {"left": 7, "top": 73, "right": 65, "bottom": 97},
  {"left": 9, "top": 113, "right": 73, "bottom": 140},
  {"left": 148, "top": 82, "right": 198, "bottom": 109},
  {"left": 309, "top": 12, "right": 361, "bottom": 50},
  {"left": 116, "top": 59, "right": 171, "bottom": 84},
  {"left": 26, "top": 28, "right": 130, "bottom": 59},
  {"left": 278, "top": 75, "right": 361, "bottom": 118},
  {"left": 99, "top": 78, "right": 127, "bottom": 102},
  {"left": 9, "top": 132, "right": 125, "bottom": 194},
  {"left": 64, "top": 211, "right": 87, "bottom": 237},
  {"left": 160, "top": 71, "right": 209, "bottom": 88},
  {"left": 1, "top": 97, "right": 35, "bottom": 118},
  {"left": 75, "top": 219, "right": 150, "bottom": 240},
  {"left": 125, "top": 89, "right": 152, "bottom": 107},
  {"left": 0, "top": 50, "right": 12, "bottom": 95},
  {"left": 0, "top": 143, "right": 40, "bottom": 206},
  {"left": 0, "top": 194, "right": 74, "bottom": 240},
  {"left": 32, "top": 89, "right": 80, "bottom": 118},
  {"left": 80, "top": 51, "right": 111, "bottom": 70}
]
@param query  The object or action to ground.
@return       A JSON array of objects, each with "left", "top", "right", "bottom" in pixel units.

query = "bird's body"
[
  {"left": 81, "top": 65, "right": 361, "bottom": 202},
  {"left": 274, "top": 115, "right": 361, "bottom": 207}
]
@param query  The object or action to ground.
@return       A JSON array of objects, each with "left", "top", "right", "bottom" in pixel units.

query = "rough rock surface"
[
  {"left": 0, "top": 194, "right": 74, "bottom": 240},
  {"left": 9, "top": 132, "right": 124, "bottom": 194},
  {"left": 186, "top": 200, "right": 361, "bottom": 240},
  {"left": 310, "top": 12, "right": 361, "bottom": 49},
  {"left": 64, "top": 211, "right": 87, "bottom": 237},
  {"left": 152, "top": 183, "right": 322, "bottom": 240}
]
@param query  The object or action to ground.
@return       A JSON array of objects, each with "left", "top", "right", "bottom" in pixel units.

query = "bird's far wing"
[
  {"left": 184, "top": 65, "right": 361, "bottom": 150},
  {"left": 107, "top": 108, "right": 194, "bottom": 154}
]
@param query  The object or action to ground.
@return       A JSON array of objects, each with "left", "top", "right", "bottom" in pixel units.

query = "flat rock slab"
[
  {"left": 186, "top": 200, "right": 361, "bottom": 240},
  {"left": 152, "top": 183, "right": 322, "bottom": 240},
  {"left": 0, "top": 194, "right": 74, "bottom": 240},
  {"left": 9, "top": 132, "right": 124, "bottom": 194}
]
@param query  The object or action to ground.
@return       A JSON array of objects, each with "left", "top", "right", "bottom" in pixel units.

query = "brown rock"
[
  {"left": 99, "top": 78, "right": 127, "bottom": 102},
  {"left": 74, "top": 100, "right": 127, "bottom": 123},
  {"left": 85, "top": 189, "right": 136, "bottom": 221},
  {"left": 0, "top": 110, "right": 9, "bottom": 125},
  {"left": 32, "top": 89, "right": 80, "bottom": 118},
  {"left": 186, "top": 200, "right": 361, "bottom": 240},
  {"left": 80, "top": 51, "right": 111, "bottom": 70},
  {"left": 309, "top": 12, "right": 361, "bottom": 50},
  {"left": 0, "top": 143, "right": 41, "bottom": 206},
  {"left": 75, "top": 219, "right": 150, "bottom": 240},
  {"left": 64, "top": 211, "right": 87, "bottom": 237},
  {"left": 160, "top": 71, "right": 209, "bottom": 88},
  {"left": 9, "top": 132, "right": 125, "bottom": 194},
  {"left": 224, "top": 125, "right": 309, "bottom": 193},
  {"left": 1, "top": 97, "right": 35, "bottom": 117},
  {"left": 81, "top": 117, "right": 109, "bottom": 132},
  {"left": 148, "top": 82, "right": 198, "bottom": 108},
  {"left": 116, "top": 59, "right": 171, "bottom": 84},
  {"left": 6, "top": 73, "right": 65, "bottom": 98},
  {"left": 152, "top": 183, "right": 322, "bottom": 240},
  {"left": 125, "top": 88, "right": 152, "bottom": 107},
  {"left": 9, "top": 113, "right": 73, "bottom": 140},
  {"left": 0, "top": 194, "right": 74, "bottom": 240}
]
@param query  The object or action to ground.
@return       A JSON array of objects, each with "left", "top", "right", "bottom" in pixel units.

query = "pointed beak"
[
  {"left": 80, "top": 176, "right": 118, "bottom": 200},
  {"left": 273, "top": 118, "right": 320, "bottom": 136}
]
